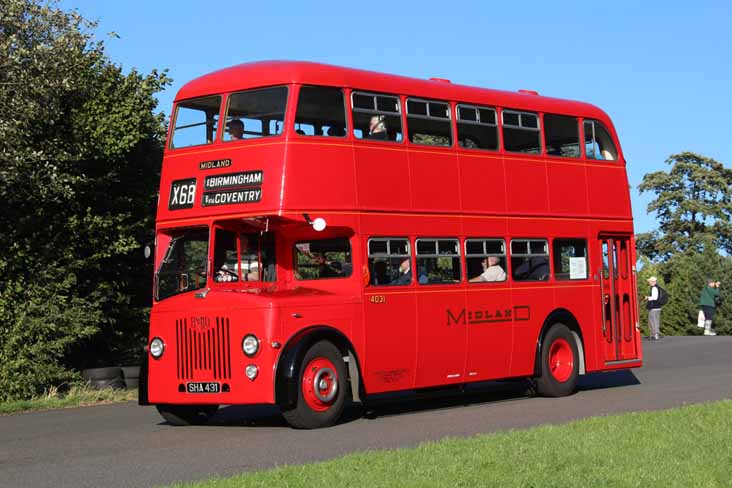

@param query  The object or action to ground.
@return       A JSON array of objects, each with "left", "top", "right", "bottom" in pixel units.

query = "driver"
[
  {"left": 214, "top": 235, "right": 260, "bottom": 283},
  {"left": 239, "top": 235, "right": 260, "bottom": 281}
]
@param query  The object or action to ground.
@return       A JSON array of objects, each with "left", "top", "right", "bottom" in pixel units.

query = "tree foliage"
[
  {"left": 0, "top": 0, "right": 170, "bottom": 400},
  {"left": 638, "top": 152, "right": 732, "bottom": 260}
]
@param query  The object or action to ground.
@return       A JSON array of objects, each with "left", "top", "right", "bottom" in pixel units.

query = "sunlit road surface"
[{"left": 1, "top": 336, "right": 730, "bottom": 488}]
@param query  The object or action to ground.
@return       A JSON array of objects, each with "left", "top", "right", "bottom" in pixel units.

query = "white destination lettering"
[
  {"left": 204, "top": 171, "right": 263, "bottom": 190},
  {"left": 202, "top": 189, "right": 262, "bottom": 206}
]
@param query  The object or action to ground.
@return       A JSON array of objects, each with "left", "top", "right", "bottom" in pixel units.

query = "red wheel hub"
[
  {"left": 301, "top": 357, "right": 339, "bottom": 412},
  {"left": 548, "top": 338, "right": 574, "bottom": 382}
]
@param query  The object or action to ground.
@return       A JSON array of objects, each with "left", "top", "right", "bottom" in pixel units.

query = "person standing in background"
[
  {"left": 699, "top": 278, "right": 720, "bottom": 336},
  {"left": 645, "top": 276, "right": 662, "bottom": 340}
]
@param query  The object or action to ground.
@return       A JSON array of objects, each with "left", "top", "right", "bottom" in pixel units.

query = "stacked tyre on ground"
[{"left": 82, "top": 366, "right": 140, "bottom": 390}]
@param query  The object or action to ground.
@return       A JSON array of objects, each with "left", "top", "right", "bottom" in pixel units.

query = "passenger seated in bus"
[
  {"left": 528, "top": 257, "right": 549, "bottom": 280},
  {"left": 367, "top": 115, "right": 388, "bottom": 140},
  {"left": 391, "top": 258, "right": 411, "bottom": 285},
  {"left": 327, "top": 125, "right": 345, "bottom": 137},
  {"left": 514, "top": 256, "right": 549, "bottom": 281},
  {"left": 459, "top": 136, "right": 479, "bottom": 149},
  {"left": 548, "top": 143, "right": 563, "bottom": 156},
  {"left": 227, "top": 119, "right": 244, "bottom": 140},
  {"left": 469, "top": 256, "right": 506, "bottom": 282}
]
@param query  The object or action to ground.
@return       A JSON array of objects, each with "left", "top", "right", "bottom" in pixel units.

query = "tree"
[
  {"left": 0, "top": 0, "right": 170, "bottom": 399},
  {"left": 637, "top": 152, "right": 732, "bottom": 260}
]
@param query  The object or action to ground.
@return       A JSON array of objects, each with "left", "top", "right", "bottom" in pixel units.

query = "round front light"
[
  {"left": 150, "top": 337, "right": 165, "bottom": 359},
  {"left": 245, "top": 364, "right": 259, "bottom": 381},
  {"left": 242, "top": 334, "right": 260, "bottom": 357}
]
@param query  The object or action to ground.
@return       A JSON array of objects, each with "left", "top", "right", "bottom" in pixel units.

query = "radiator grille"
[{"left": 176, "top": 317, "right": 232, "bottom": 380}]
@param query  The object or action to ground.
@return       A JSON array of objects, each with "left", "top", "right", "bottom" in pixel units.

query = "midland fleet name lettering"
[
  {"left": 202, "top": 189, "right": 262, "bottom": 206},
  {"left": 199, "top": 159, "right": 232, "bottom": 170},
  {"left": 204, "top": 171, "right": 263, "bottom": 190},
  {"left": 447, "top": 305, "right": 531, "bottom": 326}
]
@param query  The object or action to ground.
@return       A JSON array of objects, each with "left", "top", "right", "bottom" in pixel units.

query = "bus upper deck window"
[
  {"left": 457, "top": 104, "right": 498, "bottom": 151},
  {"left": 351, "top": 91, "right": 403, "bottom": 142},
  {"left": 584, "top": 120, "right": 618, "bottom": 161},
  {"left": 224, "top": 86, "right": 288, "bottom": 142},
  {"left": 544, "top": 114, "right": 580, "bottom": 158},
  {"left": 406, "top": 98, "right": 452, "bottom": 147},
  {"left": 294, "top": 86, "right": 347, "bottom": 137},
  {"left": 502, "top": 110, "right": 541, "bottom": 154},
  {"left": 171, "top": 96, "right": 221, "bottom": 149}
]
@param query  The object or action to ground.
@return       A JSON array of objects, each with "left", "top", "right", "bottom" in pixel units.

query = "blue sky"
[{"left": 60, "top": 0, "right": 732, "bottom": 233}]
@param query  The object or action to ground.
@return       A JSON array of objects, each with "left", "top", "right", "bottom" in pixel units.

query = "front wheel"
[
  {"left": 535, "top": 324, "right": 579, "bottom": 397},
  {"left": 156, "top": 404, "right": 219, "bottom": 426},
  {"left": 281, "top": 340, "right": 347, "bottom": 429}
]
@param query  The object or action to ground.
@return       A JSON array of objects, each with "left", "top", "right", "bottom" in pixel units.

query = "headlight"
[
  {"left": 245, "top": 364, "right": 259, "bottom": 380},
  {"left": 242, "top": 334, "right": 260, "bottom": 357},
  {"left": 150, "top": 337, "right": 165, "bottom": 359}
]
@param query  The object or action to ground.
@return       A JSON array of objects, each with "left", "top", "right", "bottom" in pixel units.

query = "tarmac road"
[{"left": 1, "top": 336, "right": 730, "bottom": 488}]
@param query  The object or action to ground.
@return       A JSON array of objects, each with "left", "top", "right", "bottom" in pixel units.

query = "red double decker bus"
[{"left": 140, "top": 61, "right": 641, "bottom": 429}]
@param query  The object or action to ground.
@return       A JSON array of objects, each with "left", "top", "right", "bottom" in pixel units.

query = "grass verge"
[
  {"left": 0, "top": 385, "right": 137, "bottom": 415},
  {"left": 169, "top": 400, "right": 732, "bottom": 487}
]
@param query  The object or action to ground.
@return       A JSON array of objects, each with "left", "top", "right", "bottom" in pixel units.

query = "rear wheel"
[
  {"left": 282, "top": 340, "right": 347, "bottom": 429},
  {"left": 156, "top": 404, "right": 219, "bottom": 426},
  {"left": 535, "top": 324, "right": 579, "bottom": 397}
]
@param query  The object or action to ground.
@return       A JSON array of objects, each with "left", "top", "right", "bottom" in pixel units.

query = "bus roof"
[{"left": 175, "top": 60, "right": 611, "bottom": 121}]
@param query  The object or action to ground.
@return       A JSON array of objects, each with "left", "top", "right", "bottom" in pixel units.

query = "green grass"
[
  {"left": 168, "top": 400, "right": 732, "bottom": 488},
  {"left": 0, "top": 385, "right": 137, "bottom": 415}
]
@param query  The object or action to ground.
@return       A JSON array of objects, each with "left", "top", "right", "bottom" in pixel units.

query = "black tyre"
[
  {"left": 281, "top": 340, "right": 348, "bottom": 429},
  {"left": 535, "top": 323, "right": 580, "bottom": 397},
  {"left": 156, "top": 404, "right": 219, "bottom": 426},
  {"left": 89, "top": 377, "right": 125, "bottom": 390}
]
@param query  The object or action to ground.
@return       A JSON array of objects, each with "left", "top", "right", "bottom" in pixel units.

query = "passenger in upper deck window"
[
  {"left": 367, "top": 115, "right": 388, "bottom": 140},
  {"left": 227, "top": 119, "right": 244, "bottom": 140}
]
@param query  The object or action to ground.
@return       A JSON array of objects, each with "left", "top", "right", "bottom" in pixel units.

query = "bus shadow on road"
[
  {"left": 360, "top": 370, "right": 641, "bottom": 423},
  {"left": 212, "top": 404, "right": 288, "bottom": 427},
  {"left": 577, "top": 369, "right": 641, "bottom": 391},
  {"left": 205, "top": 371, "right": 640, "bottom": 428}
]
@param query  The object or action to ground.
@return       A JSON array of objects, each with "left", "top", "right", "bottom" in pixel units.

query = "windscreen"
[
  {"left": 156, "top": 229, "right": 209, "bottom": 300},
  {"left": 223, "top": 87, "right": 288, "bottom": 141},
  {"left": 171, "top": 96, "right": 221, "bottom": 149}
]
